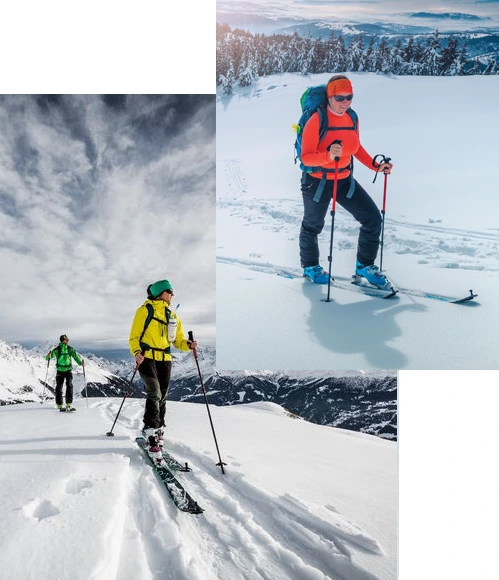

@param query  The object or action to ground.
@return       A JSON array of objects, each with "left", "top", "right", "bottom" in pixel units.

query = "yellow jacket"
[{"left": 129, "top": 299, "right": 191, "bottom": 361}]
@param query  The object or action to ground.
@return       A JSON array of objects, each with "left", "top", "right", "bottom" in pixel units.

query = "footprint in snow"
[
  {"left": 65, "top": 478, "right": 93, "bottom": 495},
  {"left": 22, "top": 498, "right": 60, "bottom": 521}
]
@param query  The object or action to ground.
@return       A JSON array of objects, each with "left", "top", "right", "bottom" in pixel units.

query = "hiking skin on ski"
[
  {"left": 135, "top": 436, "right": 203, "bottom": 514},
  {"left": 276, "top": 268, "right": 478, "bottom": 304}
]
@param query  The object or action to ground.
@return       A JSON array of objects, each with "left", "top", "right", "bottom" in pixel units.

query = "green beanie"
[{"left": 148, "top": 279, "right": 173, "bottom": 298}]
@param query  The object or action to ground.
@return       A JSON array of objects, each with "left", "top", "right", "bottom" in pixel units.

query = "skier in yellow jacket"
[{"left": 129, "top": 279, "right": 197, "bottom": 460}]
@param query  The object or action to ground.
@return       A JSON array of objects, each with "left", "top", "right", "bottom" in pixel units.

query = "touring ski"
[
  {"left": 162, "top": 448, "right": 191, "bottom": 472},
  {"left": 135, "top": 437, "right": 203, "bottom": 514},
  {"left": 276, "top": 269, "right": 477, "bottom": 304}
]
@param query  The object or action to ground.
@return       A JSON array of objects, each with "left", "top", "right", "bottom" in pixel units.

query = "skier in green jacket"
[{"left": 46, "top": 334, "right": 84, "bottom": 411}]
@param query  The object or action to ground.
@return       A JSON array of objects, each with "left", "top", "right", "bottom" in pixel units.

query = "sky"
[
  {"left": 0, "top": 95, "right": 216, "bottom": 353},
  {"left": 0, "top": 397, "right": 397, "bottom": 580},
  {"left": 216, "top": 73, "right": 499, "bottom": 370}
]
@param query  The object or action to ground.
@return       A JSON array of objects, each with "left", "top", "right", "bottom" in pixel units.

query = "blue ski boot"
[
  {"left": 303, "top": 265, "right": 329, "bottom": 285},
  {"left": 354, "top": 261, "right": 391, "bottom": 290}
]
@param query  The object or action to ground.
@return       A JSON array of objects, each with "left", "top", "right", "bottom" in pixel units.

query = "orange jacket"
[{"left": 301, "top": 107, "right": 377, "bottom": 180}]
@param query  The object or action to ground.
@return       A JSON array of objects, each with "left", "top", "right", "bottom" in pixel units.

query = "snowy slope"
[
  {"left": 0, "top": 399, "right": 397, "bottom": 580},
  {"left": 216, "top": 73, "right": 499, "bottom": 370},
  {"left": 0, "top": 338, "right": 216, "bottom": 404},
  {"left": 0, "top": 339, "right": 124, "bottom": 403}
]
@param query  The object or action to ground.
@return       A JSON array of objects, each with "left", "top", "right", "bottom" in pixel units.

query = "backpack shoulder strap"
[
  {"left": 140, "top": 304, "right": 155, "bottom": 344},
  {"left": 325, "top": 107, "right": 359, "bottom": 134},
  {"left": 316, "top": 106, "right": 329, "bottom": 142},
  {"left": 347, "top": 108, "right": 358, "bottom": 132}
]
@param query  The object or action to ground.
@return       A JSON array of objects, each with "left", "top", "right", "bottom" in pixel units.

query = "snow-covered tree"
[
  {"left": 348, "top": 35, "right": 365, "bottom": 72},
  {"left": 466, "top": 59, "right": 482, "bottom": 75},
  {"left": 420, "top": 30, "right": 442, "bottom": 76},
  {"left": 440, "top": 37, "right": 459, "bottom": 76},
  {"left": 220, "top": 63, "right": 235, "bottom": 95},
  {"left": 364, "top": 37, "right": 376, "bottom": 72},
  {"left": 483, "top": 57, "right": 498, "bottom": 75}
]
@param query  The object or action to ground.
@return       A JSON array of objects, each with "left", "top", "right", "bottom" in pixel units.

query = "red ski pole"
[
  {"left": 326, "top": 139, "right": 342, "bottom": 303},
  {"left": 379, "top": 156, "right": 391, "bottom": 272}
]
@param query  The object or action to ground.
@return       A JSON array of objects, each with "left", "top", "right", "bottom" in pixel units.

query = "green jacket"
[{"left": 46, "top": 343, "right": 83, "bottom": 372}]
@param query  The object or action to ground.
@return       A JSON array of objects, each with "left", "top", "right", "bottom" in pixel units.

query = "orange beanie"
[{"left": 326, "top": 78, "right": 353, "bottom": 98}]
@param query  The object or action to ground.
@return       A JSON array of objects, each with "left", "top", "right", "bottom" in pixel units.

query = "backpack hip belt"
[
  {"left": 140, "top": 342, "right": 171, "bottom": 355},
  {"left": 305, "top": 165, "right": 349, "bottom": 175}
]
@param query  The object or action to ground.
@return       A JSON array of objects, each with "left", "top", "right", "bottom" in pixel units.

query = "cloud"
[{"left": 0, "top": 95, "right": 216, "bottom": 351}]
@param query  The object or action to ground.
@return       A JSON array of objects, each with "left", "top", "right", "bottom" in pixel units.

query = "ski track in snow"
[
  {"left": 95, "top": 400, "right": 384, "bottom": 580},
  {"left": 217, "top": 159, "right": 499, "bottom": 273}
]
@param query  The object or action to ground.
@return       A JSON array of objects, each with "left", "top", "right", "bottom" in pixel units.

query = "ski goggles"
[{"left": 332, "top": 94, "right": 353, "bottom": 102}]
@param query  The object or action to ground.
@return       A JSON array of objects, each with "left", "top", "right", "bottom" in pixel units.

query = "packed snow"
[
  {"left": 216, "top": 72, "right": 499, "bottom": 370},
  {"left": 0, "top": 398, "right": 396, "bottom": 580}
]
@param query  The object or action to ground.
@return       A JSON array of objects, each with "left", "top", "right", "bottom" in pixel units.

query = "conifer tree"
[
  {"left": 467, "top": 59, "right": 482, "bottom": 75},
  {"left": 348, "top": 35, "right": 365, "bottom": 72},
  {"left": 299, "top": 33, "right": 314, "bottom": 75},
  {"left": 456, "top": 43, "right": 468, "bottom": 75},
  {"left": 420, "top": 30, "right": 442, "bottom": 75},
  {"left": 483, "top": 57, "right": 498, "bottom": 75},
  {"left": 440, "top": 37, "right": 459, "bottom": 75}
]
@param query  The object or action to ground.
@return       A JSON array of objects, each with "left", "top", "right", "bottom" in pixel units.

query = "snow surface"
[
  {"left": 0, "top": 399, "right": 396, "bottom": 580},
  {"left": 216, "top": 73, "right": 499, "bottom": 370}
]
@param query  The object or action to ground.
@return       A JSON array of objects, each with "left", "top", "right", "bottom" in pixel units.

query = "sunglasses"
[
  {"left": 333, "top": 94, "right": 353, "bottom": 102},
  {"left": 164, "top": 289, "right": 174, "bottom": 295}
]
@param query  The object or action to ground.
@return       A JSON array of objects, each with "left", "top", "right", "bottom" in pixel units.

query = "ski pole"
[
  {"left": 41, "top": 357, "right": 50, "bottom": 404},
  {"left": 372, "top": 154, "right": 392, "bottom": 272},
  {"left": 106, "top": 364, "right": 139, "bottom": 437},
  {"left": 326, "top": 139, "right": 342, "bottom": 303},
  {"left": 82, "top": 361, "right": 88, "bottom": 409},
  {"left": 379, "top": 159, "right": 391, "bottom": 272},
  {"left": 188, "top": 331, "right": 227, "bottom": 474}
]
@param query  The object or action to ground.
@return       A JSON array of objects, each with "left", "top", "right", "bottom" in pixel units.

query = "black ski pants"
[
  {"left": 139, "top": 358, "right": 172, "bottom": 430},
  {"left": 299, "top": 172, "right": 382, "bottom": 269},
  {"left": 55, "top": 371, "right": 73, "bottom": 406}
]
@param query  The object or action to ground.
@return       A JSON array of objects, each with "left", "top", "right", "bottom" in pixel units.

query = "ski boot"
[
  {"left": 156, "top": 427, "right": 165, "bottom": 448},
  {"left": 303, "top": 265, "right": 329, "bottom": 285},
  {"left": 143, "top": 428, "right": 163, "bottom": 465},
  {"left": 354, "top": 261, "right": 391, "bottom": 290}
]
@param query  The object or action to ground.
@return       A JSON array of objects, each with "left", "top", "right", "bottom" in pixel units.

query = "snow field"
[
  {"left": 216, "top": 73, "right": 499, "bottom": 369},
  {"left": 0, "top": 399, "right": 397, "bottom": 580}
]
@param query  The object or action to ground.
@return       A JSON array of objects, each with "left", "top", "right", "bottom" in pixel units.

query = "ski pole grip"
[
  {"left": 188, "top": 331, "right": 194, "bottom": 342},
  {"left": 332, "top": 139, "right": 342, "bottom": 162}
]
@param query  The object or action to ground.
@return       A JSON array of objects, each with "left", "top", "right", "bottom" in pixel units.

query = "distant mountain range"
[
  {"left": 0, "top": 339, "right": 397, "bottom": 439},
  {"left": 407, "top": 12, "right": 491, "bottom": 21},
  {"left": 217, "top": 6, "right": 499, "bottom": 59}
]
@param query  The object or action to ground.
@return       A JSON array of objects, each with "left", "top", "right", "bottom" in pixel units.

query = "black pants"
[
  {"left": 299, "top": 173, "right": 382, "bottom": 268},
  {"left": 139, "top": 358, "right": 172, "bottom": 430},
  {"left": 55, "top": 371, "right": 73, "bottom": 406}
]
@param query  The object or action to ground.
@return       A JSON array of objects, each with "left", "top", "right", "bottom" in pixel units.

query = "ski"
[
  {"left": 276, "top": 269, "right": 477, "bottom": 304},
  {"left": 162, "top": 449, "right": 192, "bottom": 472},
  {"left": 135, "top": 437, "right": 203, "bottom": 514},
  {"left": 276, "top": 270, "right": 397, "bottom": 300},
  {"left": 59, "top": 407, "right": 76, "bottom": 412},
  {"left": 350, "top": 275, "right": 398, "bottom": 299}
]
